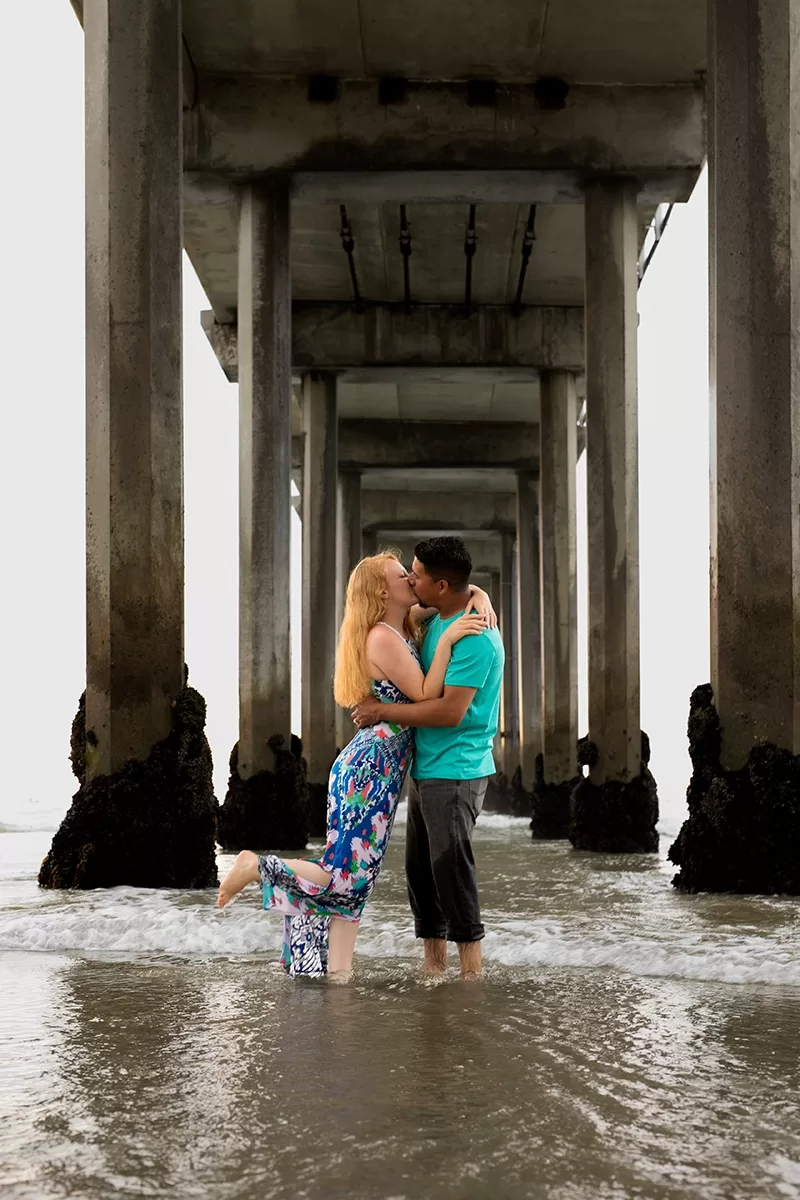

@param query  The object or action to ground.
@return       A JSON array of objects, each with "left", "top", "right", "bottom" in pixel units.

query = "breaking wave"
[{"left": 2, "top": 892, "right": 799, "bottom": 987}]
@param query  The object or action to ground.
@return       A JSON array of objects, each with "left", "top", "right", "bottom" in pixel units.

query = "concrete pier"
[
  {"left": 708, "top": 0, "right": 800, "bottom": 768},
  {"left": 215, "top": 176, "right": 308, "bottom": 855},
  {"left": 84, "top": 0, "right": 184, "bottom": 777},
  {"left": 516, "top": 470, "right": 542, "bottom": 790},
  {"left": 237, "top": 180, "right": 293, "bottom": 775},
  {"left": 302, "top": 374, "right": 339, "bottom": 832},
  {"left": 59, "top": 0, "right": 708, "bottom": 879},
  {"left": 40, "top": 0, "right": 219, "bottom": 890},
  {"left": 530, "top": 371, "right": 578, "bottom": 838},
  {"left": 572, "top": 178, "right": 658, "bottom": 854},
  {"left": 669, "top": 0, "right": 800, "bottom": 893},
  {"left": 500, "top": 531, "right": 518, "bottom": 777},
  {"left": 336, "top": 469, "right": 362, "bottom": 749},
  {"left": 539, "top": 371, "right": 578, "bottom": 785},
  {"left": 584, "top": 179, "right": 641, "bottom": 786}
]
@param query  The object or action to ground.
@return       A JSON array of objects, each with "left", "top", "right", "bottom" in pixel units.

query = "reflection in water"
[{"left": 2, "top": 820, "right": 800, "bottom": 1199}]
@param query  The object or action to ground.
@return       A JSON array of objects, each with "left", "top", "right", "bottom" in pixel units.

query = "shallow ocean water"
[{"left": 2, "top": 810, "right": 800, "bottom": 1199}]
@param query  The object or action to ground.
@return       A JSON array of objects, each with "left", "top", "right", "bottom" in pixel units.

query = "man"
[{"left": 352, "top": 536, "right": 504, "bottom": 978}]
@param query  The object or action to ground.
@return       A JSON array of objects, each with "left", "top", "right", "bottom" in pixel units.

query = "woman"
[{"left": 217, "top": 551, "right": 495, "bottom": 979}]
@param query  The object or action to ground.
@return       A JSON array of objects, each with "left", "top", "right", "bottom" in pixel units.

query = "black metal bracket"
[
  {"left": 464, "top": 204, "right": 477, "bottom": 313},
  {"left": 512, "top": 205, "right": 537, "bottom": 316},
  {"left": 399, "top": 205, "right": 412, "bottom": 312},
  {"left": 339, "top": 205, "right": 363, "bottom": 311}
]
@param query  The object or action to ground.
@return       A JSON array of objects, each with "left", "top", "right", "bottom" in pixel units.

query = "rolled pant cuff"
[
  {"left": 447, "top": 926, "right": 485, "bottom": 944},
  {"left": 415, "top": 925, "right": 447, "bottom": 941}
]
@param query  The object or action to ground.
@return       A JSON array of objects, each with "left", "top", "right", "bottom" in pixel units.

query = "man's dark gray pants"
[{"left": 405, "top": 777, "right": 487, "bottom": 943}]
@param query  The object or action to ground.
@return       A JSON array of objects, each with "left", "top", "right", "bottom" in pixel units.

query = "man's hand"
[{"left": 351, "top": 697, "right": 384, "bottom": 729}]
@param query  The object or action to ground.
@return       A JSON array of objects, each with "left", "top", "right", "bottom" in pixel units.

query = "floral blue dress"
[{"left": 258, "top": 637, "right": 419, "bottom": 977}]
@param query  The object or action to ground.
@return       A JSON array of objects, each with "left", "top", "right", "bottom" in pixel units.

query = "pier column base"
[
  {"left": 570, "top": 732, "right": 658, "bottom": 854},
  {"left": 217, "top": 735, "right": 309, "bottom": 853},
  {"left": 302, "top": 374, "right": 339, "bottom": 837},
  {"left": 39, "top": 678, "right": 218, "bottom": 889},
  {"left": 530, "top": 757, "right": 578, "bottom": 840},
  {"left": 484, "top": 772, "right": 530, "bottom": 817},
  {"left": 669, "top": 687, "right": 800, "bottom": 893}
]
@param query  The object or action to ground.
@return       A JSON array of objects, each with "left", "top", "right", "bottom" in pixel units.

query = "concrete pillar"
[
  {"left": 237, "top": 179, "right": 292, "bottom": 777},
  {"left": 584, "top": 178, "right": 641, "bottom": 783},
  {"left": 302, "top": 374, "right": 339, "bottom": 785},
  {"left": 516, "top": 470, "right": 542, "bottom": 789},
  {"left": 362, "top": 530, "right": 378, "bottom": 557},
  {"left": 336, "top": 470, "right": 362, "bottom": 748},
  {"left": 489, "top": 569, "right": 502, "bottom": 761},
  {"left": 337, "top": 471, "right": 363, "bottom": 600},
  {"left": 84, "top": 0, "right": 183, "bottom": 778},
  {"left": 500, "top": 532, "right": 518, "bottom": 775},
  {"left": 709, "top": 0, "right": 800, "bottom": 766},
  {"left": 540, "top": 370, "right": 578, "bottom": 783},
  {"left": 488, "top": 571, "right": 501, "bottom": 609}
]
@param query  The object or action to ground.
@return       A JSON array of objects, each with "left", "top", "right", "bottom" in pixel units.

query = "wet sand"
[{"left": 2, "top": 815, "right": 800, "bottom": 1199}]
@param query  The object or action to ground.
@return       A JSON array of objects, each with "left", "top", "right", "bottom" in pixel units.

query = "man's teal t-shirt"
[{"left": 413, "top": 612, "right": 505, "bottom": 781}]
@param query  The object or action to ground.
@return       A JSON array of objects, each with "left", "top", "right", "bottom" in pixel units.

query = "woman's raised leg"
[
  {"left": 328, "top": 917, "right": 359, "bottom": 978},
  {"left": 218, "top": 853, "right": 333, "bottom": 908},
  {"left": 217, "top": 850, "right": 260, "bottom": 907},
  {"left": 281, "top": 859, "right": 332, "bottom": 887}
]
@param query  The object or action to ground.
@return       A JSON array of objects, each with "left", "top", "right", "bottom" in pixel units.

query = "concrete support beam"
[
  {"left": 585, "top": 179, "right": 641, "bottom": 783},
  {"left": 70, "top": 0, "right": 196, "bottom": 110},
  {"left": 709, "top": 0, "right": 800, "bottom": 766},
  {"left": 84, "top": 0, "right": 184, "bottom": 778},
  {"left": 201, "top": 304, "right": 584, "bottom": 383},
  {"left": 289, "top": 170, "right": 696, "bottom": 208},
  {"left": 516, "top": 471, "right": 542, "bottom": 789},
  {"left": 499, "top": 531, "right": 518, "bottom": 777},
  {"left": 302, "top": 375, "right": 339, "bottom": 786},
  {"left": 296, "top": 420, "right": 538, "bottom": 472},
  {"left": 370, "top": 534, "right": 502, "bottom": 572},
  {"left": 361, "top": 492, "right": 516, "bottom": 534},
  {"left": 539, "top": 371, "right": 578, "bottom": 785},
  {"left": 185, "top": 79, "right": 703, "bottom": 192},
  {"left": 238, "top": 180, "right": 293, "bottom": 775},
  {"left": 336, "top": 470, "right": 362, "bottom": 749},
  {"left": 185, "top": 165, "right": 698, "bottom": 212}
]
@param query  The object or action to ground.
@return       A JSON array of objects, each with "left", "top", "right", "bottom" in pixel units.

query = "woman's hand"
[
  {"left": 466, "top": 586, "right": 498, "bottom": 628},
  {"left": 441, "top": 612, "right": 488, "bottom": 646}
]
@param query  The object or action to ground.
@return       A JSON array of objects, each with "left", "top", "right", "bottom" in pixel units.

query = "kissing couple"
[{"left": 218, "top": 535, "right": 505, "bottom": 981}]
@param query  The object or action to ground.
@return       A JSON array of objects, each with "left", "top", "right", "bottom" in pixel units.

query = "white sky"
[{"left": 0, "top": 0, "right": 709, "bottom": 835}]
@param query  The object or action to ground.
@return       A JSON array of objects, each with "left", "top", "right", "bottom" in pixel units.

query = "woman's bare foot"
[{"left": 217, "top": 850, "right": 259, "bottom": 908}]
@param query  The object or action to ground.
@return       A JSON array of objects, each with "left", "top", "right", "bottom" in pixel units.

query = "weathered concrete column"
[
  {"left": 516, "top": 470, "right": 542, "bottom": 791},
  {"left": 572, "top": 178, "right": 657, "bottom": 854},
  {"left": 336, "top": 470, "right": 362, "bottom": 749},
  {"left": 238, "top": 180, "right": 292, "bottom": 772},
  {"left": 670, "top": 0, "right": 800, "bottom": 894},
  {"left": 303, "top": 374, "right": 339, "bottom": 833},
  {"left": 39, "top": 0, "right": 218, "bottom": 890},
  {"left": 531, "top": 371, "right": 579, "bottom": 838},
  {"left": 540, "top": 371, "right": 578, "bottom": 782},
  {"left": 217, "top": 176, "right": 308, "bottom": 853},
  {"left": 500, "top": 532, "right": 518, "bottom": 776}
]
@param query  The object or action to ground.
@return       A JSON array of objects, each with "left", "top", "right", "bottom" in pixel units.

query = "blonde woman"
[{"left": 217, "top": 551, "right": 494, "bottom": 979}]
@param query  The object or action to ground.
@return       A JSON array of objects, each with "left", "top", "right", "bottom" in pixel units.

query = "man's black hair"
[{"left": 414, "top": 536, "right": 472, "bottom": 591}]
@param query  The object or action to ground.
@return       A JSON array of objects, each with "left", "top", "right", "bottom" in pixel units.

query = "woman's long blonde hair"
[{"left": 333, "top": 552, "right": 418, "bottom": 707}]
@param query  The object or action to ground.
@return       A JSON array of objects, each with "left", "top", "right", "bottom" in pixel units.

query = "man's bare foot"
[
  {"left": 423, "top": 938, "right": 447, "bottom": 977},
  {"left": 457, "top": 941, "right": 482, "bottom": 978},
  {"left": 217, "top": 850, "right": 259, "bottom": 908}
]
